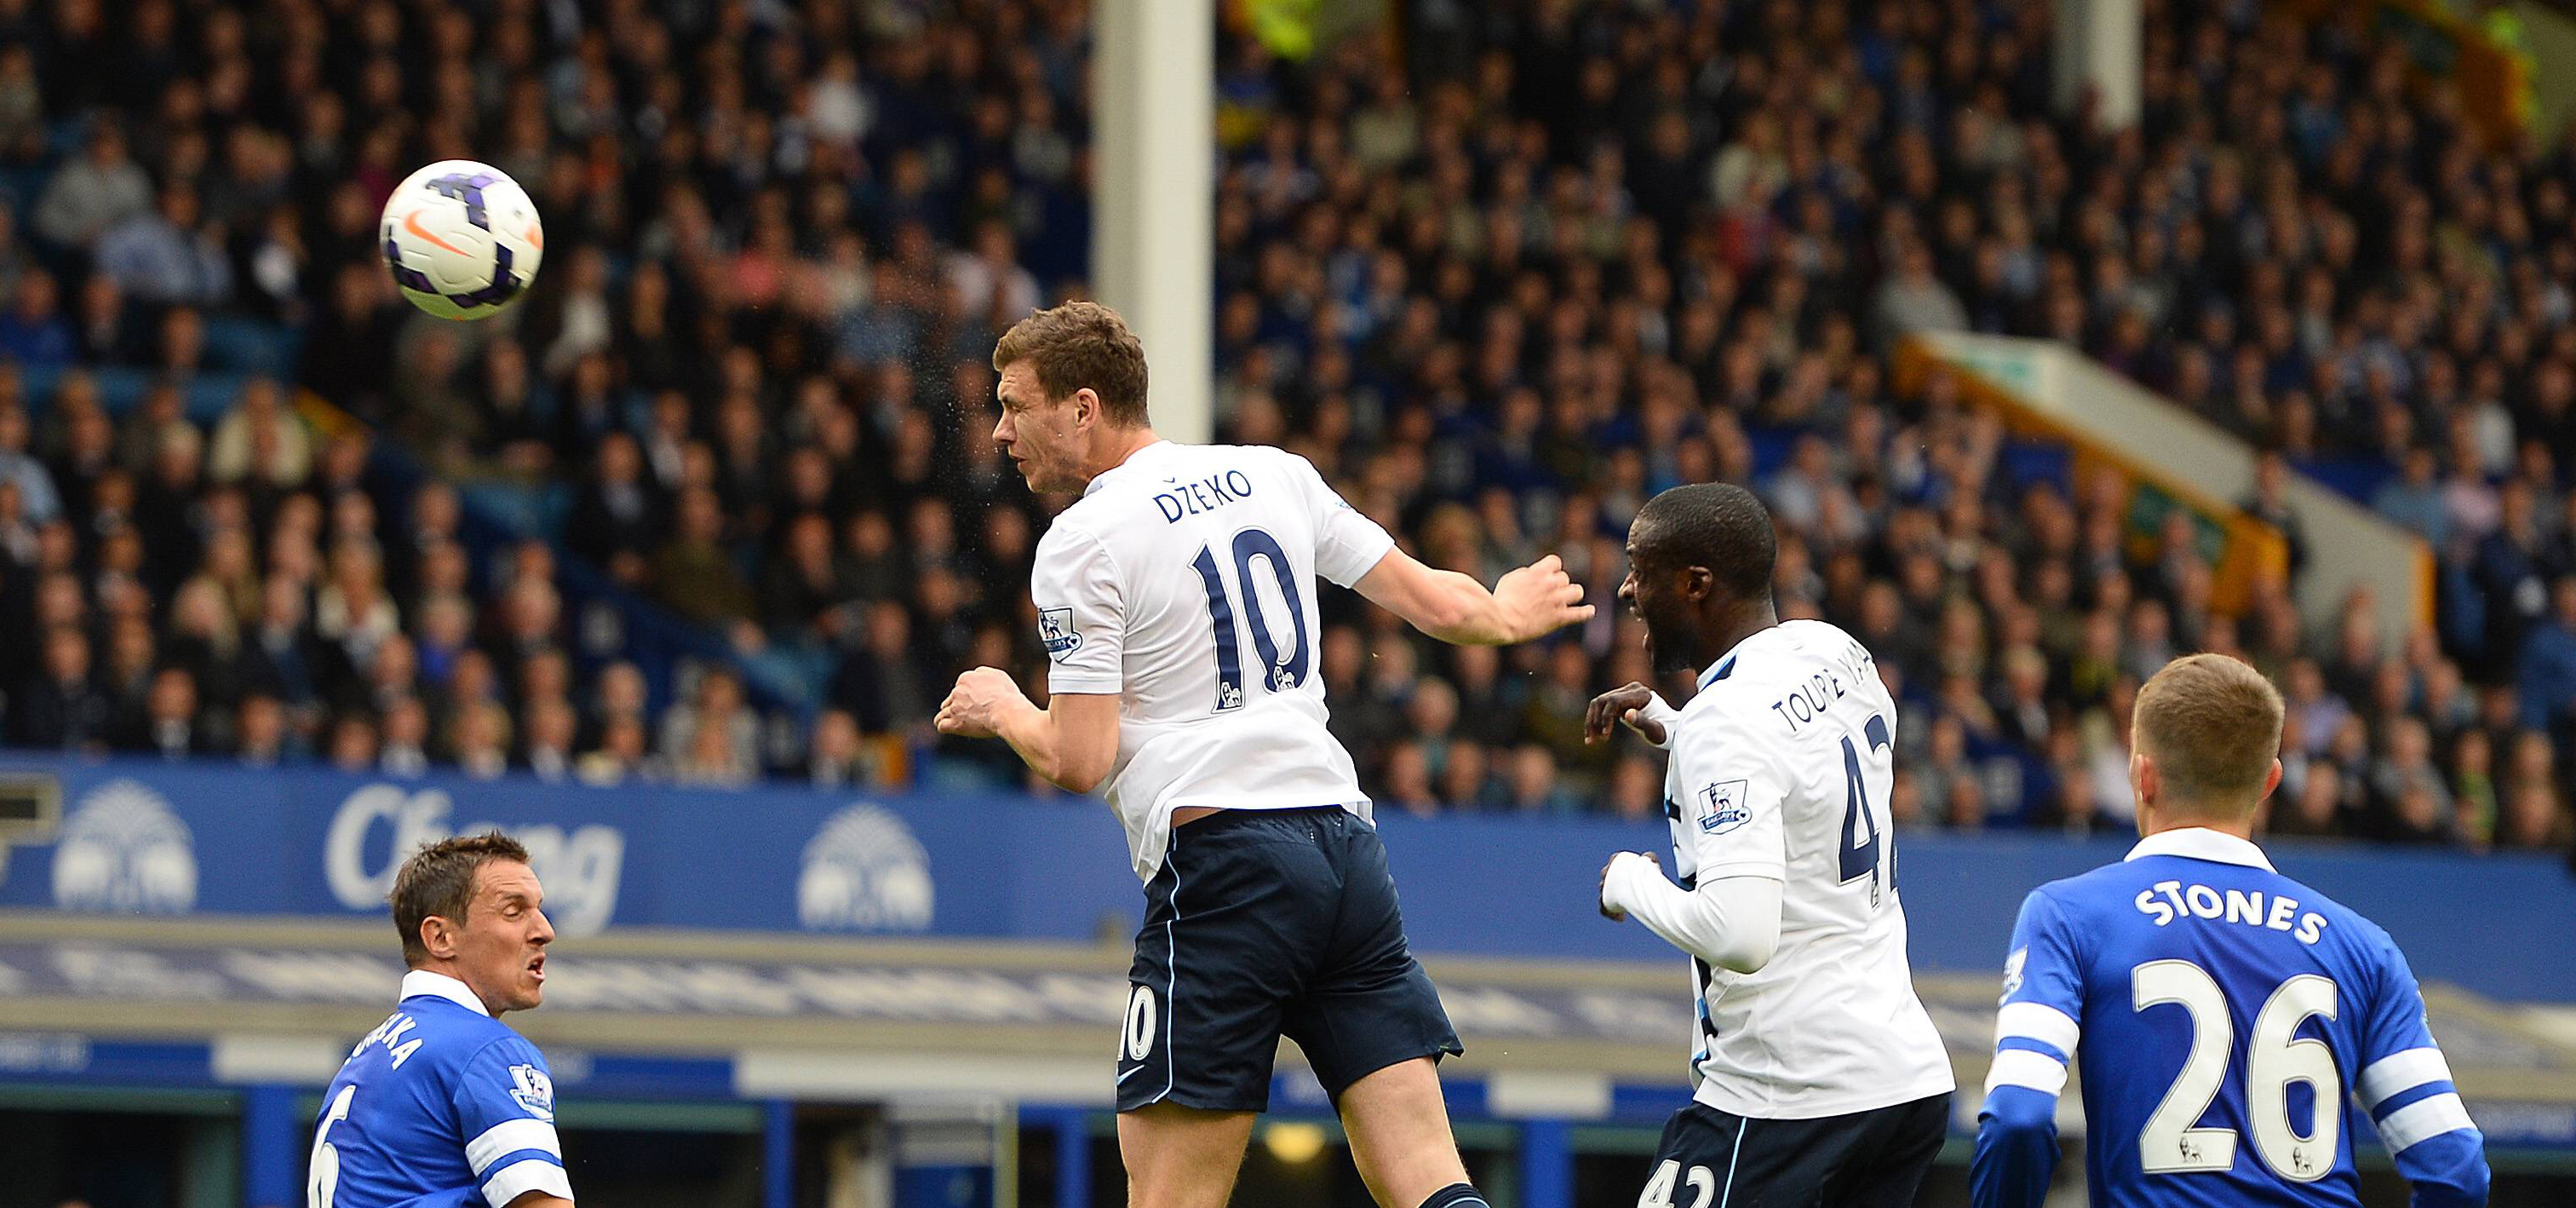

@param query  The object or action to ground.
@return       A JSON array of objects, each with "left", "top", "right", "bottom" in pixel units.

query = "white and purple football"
[{"left": 380, "top": 159, "right": 545, "bottom": 320}]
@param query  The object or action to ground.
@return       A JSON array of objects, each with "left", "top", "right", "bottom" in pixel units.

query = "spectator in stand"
[
  {"left": 802, "top": 709, "right": 877, "bottom": 791},
  {"left": 566, "top": 432, "right": 658, "bottom": 585},
  {"left": 32, "top": 119, "right": 151, "bottom": 251},
  {"left": 0, "top": 271, "right": 73, "bottom": 367},
  {"left": 326, "top": 714, "right": 377, "bottom": 774},
  {"left": 0, "top": 404, "right": 61, "bottom": 524},
  {"left": 207, "top": 378, "right": 312, "bottom": 489},
  {"left": 520, "top": 696, "right": 578, "bottom": 783},
  {"left": 95, "top": 183, "right": 231, "bottom": 308},
  {"left": 2521, "top": 578, "right": 2576, "bottom": 739},
  {"left": 236, "top": 693, "right": 288, "bottom": 768},
  {"left": 379, "top": 697, "right": 430, "bottom": 778},
  {"left": 650, "top": 486, "right": 755, "bottom": 636},
  {"left": 11, "top": 627, "right": 109, "bottom": 751},
  {"left": 660, "top": 667, "right": 759, "bottom": 786}
]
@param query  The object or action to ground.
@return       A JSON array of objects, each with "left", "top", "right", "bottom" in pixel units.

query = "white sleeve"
[
  {"left": 1601, "top": 857, "right": 1781, "bottom": 972},
  {"left": 1634, "top": 693, "right": 1682, "bottom": 750},
  {"left": 1282, "top": 451, "right": 1394, "bottom": 586},
  {"left": 1028, "top": 522, "right": 1125, "bottom": 695},
  {"left": 1669, "top": 705, "right": 1789, "bottom": 882}
]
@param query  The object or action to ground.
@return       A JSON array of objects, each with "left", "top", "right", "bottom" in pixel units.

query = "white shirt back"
[
  {"left": 1661, "top": 619, "right": 1954, "bottom": 1119},
  {"left": 1031, "top": 441, "right": 1394, "bottom": 879}
]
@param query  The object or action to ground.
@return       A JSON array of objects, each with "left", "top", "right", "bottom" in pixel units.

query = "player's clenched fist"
[
  {"left": 1599, "top": 849, "right": 1657, "bottom": 920},
  {"left": 1493, "top": 554, "right": 1595, "bottom": 642},
  {"left": 1584, "top": 681, "right": 1667, "bottom": 745},
  {"left": 935, "top": 666, "right": 1029, "bottom": 739}
]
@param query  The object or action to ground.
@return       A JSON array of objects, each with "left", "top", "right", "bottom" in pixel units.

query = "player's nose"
[{"left": 528, "top": 910, "right": 554, "bottom": 945}]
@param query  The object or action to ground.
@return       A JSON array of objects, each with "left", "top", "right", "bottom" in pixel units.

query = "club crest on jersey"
[
  {"left": 508, "top": 1063, "right": 555, "bottom": 1120},
  {"left": 2000, "top": 946, "right": 2027, "bottom": 1003},
  {"left": 1037, "top": 607, "right": 1082, "bottom": 659},
  {"left": 1699, "top": 779, "right": 1751, "bottom": 834}
]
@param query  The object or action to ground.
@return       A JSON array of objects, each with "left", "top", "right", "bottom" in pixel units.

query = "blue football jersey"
[
  {"left": 1971, "top": 828, "right": 2487, "bottom": 1208},
  {"left": 307, "top": 971, "right": 573, "bottom": 1208}
]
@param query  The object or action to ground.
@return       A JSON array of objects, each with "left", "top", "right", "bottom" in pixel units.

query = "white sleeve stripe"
[
  {"left": 2358, "top": 1047, "right": 2455, "bottom": 1108},
  {"left": 467, "top": 1119, "right": 562, "bottom": 1175},
  {"left": 1994, "top": 1002, "right": 2081, "bottom": 1055},
  {"left": 1983, "top": 1048, "right": 2069, "bottom": 1096},
  {"left": 2376, "top": 1092, "right": 2476, "bottom": 1153},
  {"left": 481, "top": 1156, "right": 573, "bottom": 1206}
]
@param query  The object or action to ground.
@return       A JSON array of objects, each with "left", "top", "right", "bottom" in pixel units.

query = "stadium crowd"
[{"left": 0, "top": 0, "right": 2567, "bottom": 854}]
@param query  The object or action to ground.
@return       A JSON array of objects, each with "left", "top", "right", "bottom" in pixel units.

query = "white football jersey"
[
  {"left": 1660, "top": 619, "right": 1954, "bottom": 1119},
  {"left": 1030, "top": 440, "right": 1393, "bottom": 879}
]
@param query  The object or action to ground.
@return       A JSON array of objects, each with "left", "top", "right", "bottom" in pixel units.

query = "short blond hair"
[{"left": 2133, "top": 653, "right": 2285, "bottom": 813}]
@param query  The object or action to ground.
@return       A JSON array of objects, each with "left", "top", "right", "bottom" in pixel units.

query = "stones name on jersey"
[{"left": 2132, "top": 878, "right": 2330, "bottom": 942}]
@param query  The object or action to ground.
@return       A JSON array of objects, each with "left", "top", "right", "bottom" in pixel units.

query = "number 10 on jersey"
[{"left": 1190, "top": 528, "right": 1309, "bottom": 713}]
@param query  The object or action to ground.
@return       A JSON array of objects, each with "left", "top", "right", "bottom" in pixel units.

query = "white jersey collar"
[
  {"left": 400, "top": 969, "right": 493, "bottom": 1017},
  {"left": 1695, "top": 625, "right": 1772, "bottom": 692},
  {"left": 2123, "top": 826, "right": 2275, "bottom": 872},
  {"left": 1081, "top": 439, "right": 1175, "bottom": 498}
]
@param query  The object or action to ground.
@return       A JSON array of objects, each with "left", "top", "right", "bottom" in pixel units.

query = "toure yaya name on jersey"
[{"left": 1764, "top": 637, "right": 1878, "bottom": 736}]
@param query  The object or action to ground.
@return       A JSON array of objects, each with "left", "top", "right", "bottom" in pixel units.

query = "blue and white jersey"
[
  {"left": 307, "top": 971, "right": 573, "bottom": 1208},
  {"left": 1031, "top": 440, "right": 1397, "bottom": 880},
  {"left": 1971, "top": 828, "right": 2487, "bottom": 1208}
]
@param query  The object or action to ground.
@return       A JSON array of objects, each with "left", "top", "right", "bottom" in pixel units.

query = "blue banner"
[
  {"left": 0, "top": 758, "right": 1029, "bottom": 938},
  {"left": 1, "top": 756, "right": 2572, "bottom": 1001}
]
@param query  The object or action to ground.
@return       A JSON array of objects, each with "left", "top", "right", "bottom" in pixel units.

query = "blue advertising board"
[{"left": 1, "top": 756, "right": 2571, "bottom": 1001}]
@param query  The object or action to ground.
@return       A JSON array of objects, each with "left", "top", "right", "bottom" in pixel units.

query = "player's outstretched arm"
[
  {"left": 1353, "top": 549, "right": 1594, "bottom": 646},
  {"left": 503, "top": 1195, "right": 573, "bottom": 1208},
  {"left": 935, "top": 668, "right": 1120, "bottom": 793}
]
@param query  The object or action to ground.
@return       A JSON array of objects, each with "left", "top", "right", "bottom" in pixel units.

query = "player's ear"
[
  {"left": 2261, "top": 756, "right": 2283, "bottom": 802},
  {"left": 419, "top": 914, "right": 458, "bottom": 960},
  {"left": 1681, "top": 564, "right": 1714, "bottom": 601},
  {"left": 1070, "top": 387, "right": 1100, "bottom": 432},
  {"left": 2129, "top": 747, "right": 2154, "bottom": 809}
]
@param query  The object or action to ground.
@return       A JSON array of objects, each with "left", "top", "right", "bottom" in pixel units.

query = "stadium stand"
[{"left": 0, "top": 0, "right": 2565, "bottom": 860}]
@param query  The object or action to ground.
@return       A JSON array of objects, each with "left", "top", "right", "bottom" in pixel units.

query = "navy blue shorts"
[
  {"left": 1116, "top": 806, "right": 1462, "bottom": 1113},
  {"left": 1644, "top": 1093, "right": 1950, "bottom": 1208}
]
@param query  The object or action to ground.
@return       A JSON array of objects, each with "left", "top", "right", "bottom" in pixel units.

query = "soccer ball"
[{"left": 380, "top": 160, "right": 544, "bottom": 320}]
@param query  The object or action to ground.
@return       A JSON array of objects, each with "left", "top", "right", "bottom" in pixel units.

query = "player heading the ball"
[
  {"left": 1971, "top": 653, "right": 2489, "bottom": 1208},
  {"left": 935, "top": 301, "right": 1590, "bottom": 1208}
]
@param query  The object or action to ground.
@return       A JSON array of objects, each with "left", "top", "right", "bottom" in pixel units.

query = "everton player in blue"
[
  {"left": 1971, "top": 653, "right": 2487, "bottom": 1208},
  {"left": 307, "top": 831, "right": 571, "bottom": 1208}
]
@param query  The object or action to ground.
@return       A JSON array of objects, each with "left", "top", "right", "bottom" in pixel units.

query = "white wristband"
[{"left": 1635, "top": 693, "right": 1682, "bottom": 749}]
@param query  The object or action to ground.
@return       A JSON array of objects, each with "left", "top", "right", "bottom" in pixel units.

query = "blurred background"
[{"left": 0, "top": 0, "right": 2573, "bottom": 1205}]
